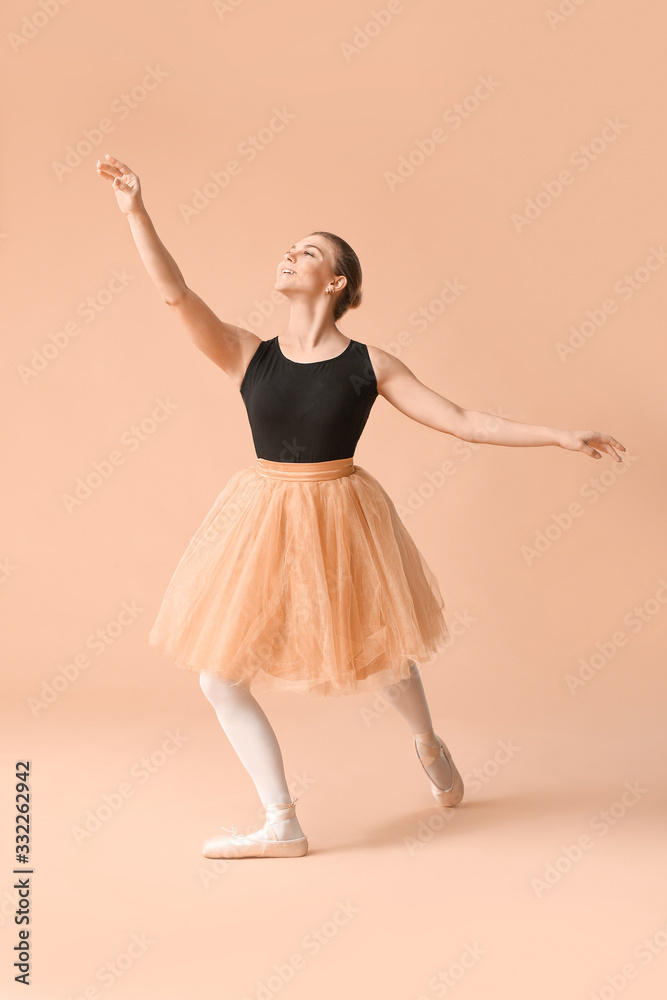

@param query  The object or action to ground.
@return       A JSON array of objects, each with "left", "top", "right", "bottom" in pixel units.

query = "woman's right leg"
[
  {"left": 199, "top": 671, "right": 304, "bottom": 840},
  {"left": 379, "top": 659, "right": 454, "bottom": 791}
]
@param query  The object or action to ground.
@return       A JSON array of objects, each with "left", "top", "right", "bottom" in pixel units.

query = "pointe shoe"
[
  {"left": 414, "top": 731, "right": 464, "bottom": 808},
  {"left": 201, "top": 797, "right": 308, "bottom": 859}
]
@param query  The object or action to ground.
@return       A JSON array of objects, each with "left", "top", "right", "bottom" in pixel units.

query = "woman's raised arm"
[
  {"left": 368, "top": 344, "right": 626, "bottom": 462},
  {"left": 96, "top": 153, "right": 260, "bottom": 386}
]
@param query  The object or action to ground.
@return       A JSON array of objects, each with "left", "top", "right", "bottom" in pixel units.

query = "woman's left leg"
[
  {"left": 199, "top": 671, "right": 304, "bottom": 841},
  {"left": 379, "top": 659, "right": 453, "bottom": 790}
]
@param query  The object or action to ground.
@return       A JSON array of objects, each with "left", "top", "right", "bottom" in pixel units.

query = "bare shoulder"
[
  {"left": 365, "top": 343, "right": 415, "bottom": 396},
  {"left": 235, "top": 330, "right": 266, "bottom": 386},
  {"left": 363, "top": 341, "right": 465, "bottom": 432},
  {"left": 167, "top": 285, "right": 266, "bottom": 389},
  {"left": 209, "top": 325, "right": 265, "bottom": 391}
]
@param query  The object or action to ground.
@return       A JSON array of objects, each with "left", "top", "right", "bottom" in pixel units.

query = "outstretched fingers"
[
  {"left": 587, "top": 433, "right": 626, "bottom": 462},
  {"left": 607, "top": 435, "right": 626, "bottom": 462},
  {"left": 102, "top": 153, "right": 132, "bottom": 175},
  {"left": 96, "top": 162, "right": 117, "bottom": 180}
]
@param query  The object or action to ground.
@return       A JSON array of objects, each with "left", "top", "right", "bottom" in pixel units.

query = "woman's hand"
[
  {"left": 96, "top": 153, "right": 145, "bottom": 216},
  {"left": 557, "top": 429, "right": 626, "bottom": 462}
]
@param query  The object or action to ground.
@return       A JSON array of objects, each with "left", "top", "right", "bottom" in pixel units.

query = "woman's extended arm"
[
  {"left": 96, "top": 154, "right": 259, "bottom": 385},
  {"left": 368, "top": 345, "right": 626, "bottom": 462}
]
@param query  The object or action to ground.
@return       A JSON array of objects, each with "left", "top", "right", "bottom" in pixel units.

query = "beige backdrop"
[{"left": 3, "top": 1, "right": 666, "bottom": 998}]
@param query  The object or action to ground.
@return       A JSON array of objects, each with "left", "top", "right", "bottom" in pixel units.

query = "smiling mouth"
[{"left": 281, "top": 268, "right": 296, "bottom": 275}]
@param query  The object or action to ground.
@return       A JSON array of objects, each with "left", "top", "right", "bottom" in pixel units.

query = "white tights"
[
  {"left": 199, "top": 659, "right": 451, "bottom": 839},
  {"left": 379, "top": 660, "right": 453, "bottom": 791}
]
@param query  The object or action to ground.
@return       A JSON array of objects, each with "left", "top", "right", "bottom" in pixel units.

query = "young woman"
[{"left": 97, "top": 153, "right": 625, "bottom": 860}]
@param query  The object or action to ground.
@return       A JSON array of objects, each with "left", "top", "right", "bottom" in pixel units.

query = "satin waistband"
[{"left": 254, "top": 457, "right": 356, "bottom": 481}]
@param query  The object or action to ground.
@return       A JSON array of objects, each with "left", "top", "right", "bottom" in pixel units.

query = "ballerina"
[{"left": 97, "top": 152, "right": 625, "bottom": 859}]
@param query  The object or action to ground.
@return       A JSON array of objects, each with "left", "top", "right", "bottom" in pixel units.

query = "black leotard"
[{"left": 239, "top": 335, "right": 378, "bottom": 463}]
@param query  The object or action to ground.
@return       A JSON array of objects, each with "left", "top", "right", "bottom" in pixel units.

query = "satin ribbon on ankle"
[
  {"left": 414, "top": 732, "right": 442, "bottom": 768},
  {"left": 219, "top": 796, "right": 299, "bottom": 839}
]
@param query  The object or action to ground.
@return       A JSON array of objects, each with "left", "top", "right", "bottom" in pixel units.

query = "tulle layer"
[{"left": 148, "top": 457, "right": 450, "bottom": 697}]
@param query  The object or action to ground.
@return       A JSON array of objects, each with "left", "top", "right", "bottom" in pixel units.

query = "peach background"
[{"left": 2, "top": 1, "right": 666, "bottom": 998}]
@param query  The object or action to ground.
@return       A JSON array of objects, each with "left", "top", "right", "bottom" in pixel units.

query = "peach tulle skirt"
[{"left": 148, "top": 456, "right": 450, "bottom": 697}]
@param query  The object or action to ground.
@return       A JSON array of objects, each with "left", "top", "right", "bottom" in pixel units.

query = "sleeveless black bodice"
[{"left": 239, "top": 336, "right": 379, "bottom": 462}]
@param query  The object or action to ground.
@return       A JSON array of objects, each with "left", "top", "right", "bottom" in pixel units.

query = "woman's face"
[{"left": 274, "top": 235, "right": 345, "bottom": 301}]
